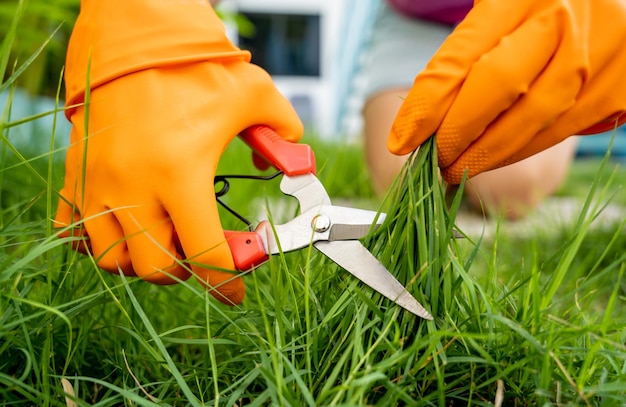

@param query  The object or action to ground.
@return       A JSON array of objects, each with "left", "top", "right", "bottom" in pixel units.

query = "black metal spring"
[{"left": 214, "top": 171, "right": 282, "bottom": 231}]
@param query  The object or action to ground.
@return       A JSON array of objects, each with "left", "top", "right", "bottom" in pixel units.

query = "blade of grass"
[
  {"left": 117, "top": 272, "right": 202, "bottom": 406},
  {"left": 0, "top": 0, "right": 24, "bottom": 82},
  {"left": 541, "top": 132, "right": 619, "bottom": 308},
  {"left": 0, "top": 24, "right": 62, "bottom": 95}
]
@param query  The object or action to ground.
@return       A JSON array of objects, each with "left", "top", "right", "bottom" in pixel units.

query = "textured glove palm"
[
  {"left": 55, "top": 0, "right": 303, "bottom": 305},
  {"left": 389, "top": 0, "right": 626, "bottom": 183}
]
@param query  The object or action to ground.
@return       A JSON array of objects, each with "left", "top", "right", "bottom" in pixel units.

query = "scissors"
[{"left": 219, "top": 125, "right": 433, "bottom": 320}]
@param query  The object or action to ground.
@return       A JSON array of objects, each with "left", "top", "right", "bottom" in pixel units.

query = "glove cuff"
[{"left": 65, "top": 0, "right": 250, "bottom": 117}]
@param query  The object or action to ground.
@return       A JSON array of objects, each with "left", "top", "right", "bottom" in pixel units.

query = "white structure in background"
[{"left": 218, "top": 0, "right": 380, "bottom": 139}]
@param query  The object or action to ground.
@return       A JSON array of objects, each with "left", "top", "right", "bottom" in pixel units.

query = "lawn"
[
  {"left": 1, "top": 106, "right": 625, "bottom": 405},
  {"left": 2, "top": 2, "right": 626, "bottom": 404}
]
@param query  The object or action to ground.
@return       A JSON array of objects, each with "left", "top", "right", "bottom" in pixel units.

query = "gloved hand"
[
  {"left": 55, "top": 0, "right": 303, "bottom": 305},
  {"left": 388, "top": 0, "right": 626, "bottom": 184}
]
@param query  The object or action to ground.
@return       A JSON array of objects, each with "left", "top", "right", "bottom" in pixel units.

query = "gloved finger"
[
  {"left": 81, "top": 207, "right": 135, "bottom": 275},
  {"left": 436, "top": 15, "right": 560, "bottom": 168},
  {"left": 442, "top": 52, "right": 584, "bottom": 183},
  {"left": 561, "top": 51, "right": 626, "bottom": 135},
  {"left": 54, "top": 195, "right": 90, "bottom": 254},
  {"left": 440, "top": 15, "right": 584, "bottom": 183},
  {"left": 230, "top": 62, "right": 304, "bottom": 143},
  {"left": 111, "top": 203, "right": 192, "bottom": 285},
  {"left": 164, "top": 176, "right": 244, "bottom": 305},
  {"left": 388, "top": 0, "right": 532, "bottom": 155},
  {"left": 511, "top": 75, "right": 626, "bottom": 164}
]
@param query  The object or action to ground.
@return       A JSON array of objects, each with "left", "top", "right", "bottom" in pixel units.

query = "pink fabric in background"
[{"left": 386, "top": 0, "right": 472, "bottom": 25}]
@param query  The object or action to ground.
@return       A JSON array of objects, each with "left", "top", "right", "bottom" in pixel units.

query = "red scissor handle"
[
  {"left": 224, "top": 230, "right": 268, "bottom": 271},
  {"left": 240, "top": 125, "right": 316, "bottom": 176},
  {"left": 224, "top": 126, "right": 316, "bottom": 270}
]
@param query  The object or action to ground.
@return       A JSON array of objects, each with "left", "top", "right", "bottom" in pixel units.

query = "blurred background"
[
  {"left": 1, "top": 0, "right": 378, "bottom": 145},
  {"left": 1, "top": 0, "right": 624, "bottom": 160}
]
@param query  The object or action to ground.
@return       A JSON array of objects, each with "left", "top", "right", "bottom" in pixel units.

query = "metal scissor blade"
[
  {"left": 314, "top": 240, "right": 433, "bottom": 320},
  {"left": 328, "top": 224, "right": 377, "bottom": 241},
  {"left": 325, "top": 207, "right": 386, "bottom": 241}
]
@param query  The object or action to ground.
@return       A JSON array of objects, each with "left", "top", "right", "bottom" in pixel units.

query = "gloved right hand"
[
  {"left": 55, "top": 0, "right": 303, "bottom": 305},
  {"left": 389, "top": 0, "right": 626, "bottom": 184}
]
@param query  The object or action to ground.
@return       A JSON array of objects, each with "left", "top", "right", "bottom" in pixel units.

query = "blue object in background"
[
  {"left": 575, "top": 125, "right": 626, "bottom": 160},
  {"left": 0, "top": 88, "right": 70, "bottom": 164}
]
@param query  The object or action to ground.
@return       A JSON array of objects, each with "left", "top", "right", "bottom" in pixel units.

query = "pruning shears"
[{"left": 219, "top": 125, "right": 433, "bottom": 320}]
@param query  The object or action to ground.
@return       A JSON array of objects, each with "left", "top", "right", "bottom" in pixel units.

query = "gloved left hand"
[
  {"left": 388, "top": 0, "right": 626, "bottom": 184},
  {"left": 55, "top": 0, "right": 303, "bottom": 305}
]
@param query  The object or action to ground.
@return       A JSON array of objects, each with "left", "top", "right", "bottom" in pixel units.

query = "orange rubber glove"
[
  {"left": 55, "top": 0, "right": 303, "bottom": 305},
  {"left": 389, "top": 0, "right": 626, "bottom": 184}
]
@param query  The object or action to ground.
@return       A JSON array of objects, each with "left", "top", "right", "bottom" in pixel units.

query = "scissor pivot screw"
[{"left": 312, "top": 214, "right": 331, "bottom": 233}]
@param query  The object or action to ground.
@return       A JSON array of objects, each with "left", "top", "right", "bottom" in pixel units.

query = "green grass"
[
  {"left": 2, "top": 110, "right": 625, "bottom": 405},
  {"left": 2, "top": 8, "right": 626, "bottom": 404}
]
